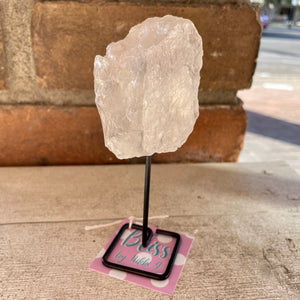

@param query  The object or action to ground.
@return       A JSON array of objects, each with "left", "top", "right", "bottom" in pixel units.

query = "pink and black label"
[
  {"left": 106, "top": 226, "right": 178, "bottom": 275},
  {"left": 89, "top": 220, "right": 194, "bottom": 295}
]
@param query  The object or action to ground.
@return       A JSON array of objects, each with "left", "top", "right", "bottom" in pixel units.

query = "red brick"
[
  {"left": 0, "top": 103, "right": 246, "bottom": 166},
  {"left": 0, "top": 105, "right": 123, "bottom": 165},
  {"left": 31, "top": 2, "right": 261, "bottom": 91},
  {"left": 152, "top": 103, "right": 247, "bottom": 163}
]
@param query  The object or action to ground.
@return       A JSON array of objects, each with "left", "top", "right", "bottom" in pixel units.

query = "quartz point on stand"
[{"left": 94, "top": 15, "right": 203, "bottom": 159}]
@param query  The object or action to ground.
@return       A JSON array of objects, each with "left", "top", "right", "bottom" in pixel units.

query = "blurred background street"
[
  {"left": 252, "top": 24, "right": 300, "bottom": 92},
  {"left": 238, "top": 21, "right": 300, "bottom": 174}
]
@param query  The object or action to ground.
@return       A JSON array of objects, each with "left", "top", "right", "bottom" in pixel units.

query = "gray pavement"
[
  {"left": 238, "top": 23, "right": 300, "bottom": 175},
  {"left": 253, "top": 23, "right": 300, "bottom": 91}
]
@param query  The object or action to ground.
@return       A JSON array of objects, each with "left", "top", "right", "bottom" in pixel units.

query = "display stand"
[{"left": 102, "top": 156, "right": 181, "bottom": 280}]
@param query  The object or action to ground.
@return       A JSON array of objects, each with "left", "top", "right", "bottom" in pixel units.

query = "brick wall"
[{"left": 0, "top": 0, "right": 261, "bottom": 165}]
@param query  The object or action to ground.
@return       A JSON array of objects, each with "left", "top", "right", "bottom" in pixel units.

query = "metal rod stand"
[
  {"left": 142, "top": 156, "right": 152, "bottom": 247},
  {"left": 102, "top": 154, "right": 181, "bottom": 280}
]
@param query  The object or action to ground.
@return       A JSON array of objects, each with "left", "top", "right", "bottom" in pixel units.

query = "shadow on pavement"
[
  {"left": 260, "top": 48, "right": 300, "bottom": 58},
  {"left": 246, "top": 110, "right": 300, "bottom": 146},
  {"left": 262, "top": 31, "right": 300, "bottom": 40}
]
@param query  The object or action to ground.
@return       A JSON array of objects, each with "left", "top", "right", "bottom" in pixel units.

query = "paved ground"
[
  {"left": 2, "top": 162, "right": 300, "bottom": 299},
  {"left": 238, "top": 23, "right": 300, "bottom": 174},
  {"left": 251, "top": 23, "right": 300, "bottom": 91}
]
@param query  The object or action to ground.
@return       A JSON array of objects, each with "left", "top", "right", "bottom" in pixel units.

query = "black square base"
[{"left": 102, "top": 223, "right": 181, "bottom": 280}]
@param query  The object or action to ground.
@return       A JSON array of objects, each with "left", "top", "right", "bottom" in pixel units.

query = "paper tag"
[{"left": 89, "top": 219, "right": 194, "bottom": 295}]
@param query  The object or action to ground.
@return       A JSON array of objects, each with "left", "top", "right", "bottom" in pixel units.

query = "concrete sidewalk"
[
  {"left": 238, "top": 88, "right": 300, "bottom": 175},
  {"left": 237, "top": 23, "right": 300, "bottom": 175},
  {"left": 1, "top": 162, "right": 300, "bottom": 299}
]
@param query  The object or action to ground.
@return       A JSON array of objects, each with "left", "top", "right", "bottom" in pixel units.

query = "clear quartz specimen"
[{"left": 94, "top": 15, "right": 203, "bottom": 159}]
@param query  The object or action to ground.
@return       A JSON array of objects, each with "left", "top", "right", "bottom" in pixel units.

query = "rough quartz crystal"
[{"left": 94, "top": 15, "right": 203, "bottom": 159}]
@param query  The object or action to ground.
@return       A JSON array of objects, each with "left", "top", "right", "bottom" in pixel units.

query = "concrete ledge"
[
  {"left": 0, "top": 103, "right": 247, "bottom": 165},
  {"left": 1, "top": 162, "right": 299, "bottom": 298}
]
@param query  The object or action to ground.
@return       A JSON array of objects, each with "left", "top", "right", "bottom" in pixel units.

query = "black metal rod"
[{"left": 142, "top": 156, "right": 152, "bottom": 247}]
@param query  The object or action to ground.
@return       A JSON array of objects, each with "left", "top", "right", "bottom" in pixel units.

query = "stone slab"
[
  {"left": 31, "top": 2, "right": 261, "bottom": 91},
  {"left": 0, "top": 103, "right": 247, "bottom": 166},
  {"left": 1, "top": 214, "right": 300, "bottom": 299},
  {"left": 1, "top": 162, "right": 300, "bottom": 298},
  {"left": 0, "top": 162, "right": 299, "bottom": 224}
]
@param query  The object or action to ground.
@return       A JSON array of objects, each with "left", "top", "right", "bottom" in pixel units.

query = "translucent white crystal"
[{"left": 94, "top": 15, "right": 203, "bottom": 159}]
